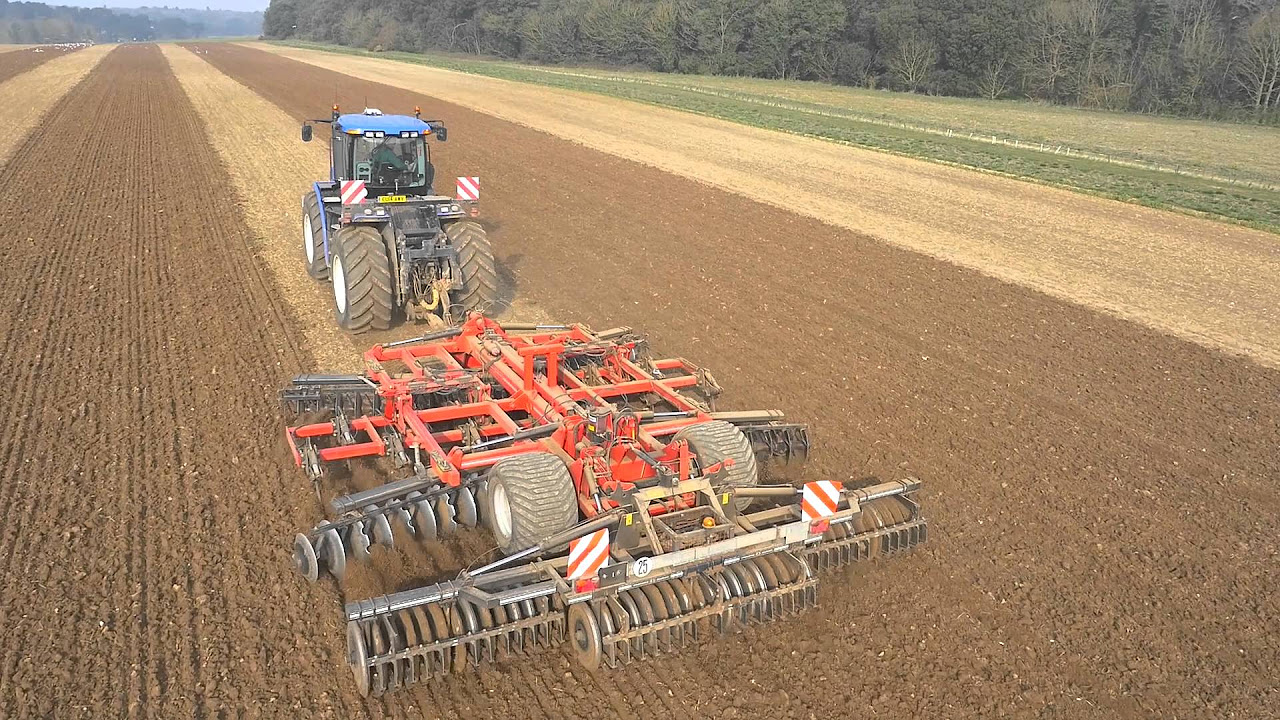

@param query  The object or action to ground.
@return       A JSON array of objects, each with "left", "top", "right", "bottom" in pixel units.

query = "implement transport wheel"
[
  {"left": 301, "top": 191, "right": 328, "bottom": 280},
  {"left": 483, "top": 452, "right": 577, "bottom": 555},
  {"left": 675, "top": 420, "right": 758, "bottom": 510},
  {"left": 445, "top": 220, "right": 499, "bottom": 315},
  {"left": 567, "top": 602, "right": 603, "bottom": 670},
  {"left": 331, "top": 225, "right": 394, "bottom": 333}
]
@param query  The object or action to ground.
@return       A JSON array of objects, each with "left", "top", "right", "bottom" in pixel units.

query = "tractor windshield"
[{"left": 352, "top": 135, "right": 427, "bottom": 190}]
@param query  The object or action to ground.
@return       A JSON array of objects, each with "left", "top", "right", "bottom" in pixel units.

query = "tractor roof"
[{"left": 336, "top": 112, "right": 431, "bottom": 135}]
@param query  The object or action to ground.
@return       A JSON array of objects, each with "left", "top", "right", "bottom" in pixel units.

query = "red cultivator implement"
[{"left": 284, "top": 315, "right": 926, "bottom": 695}]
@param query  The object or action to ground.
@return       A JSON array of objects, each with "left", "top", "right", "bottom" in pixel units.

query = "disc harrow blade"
[
  {"left": 582, "top": 556, "right": 817, "bottom": 670},
  {"left": 296, "top": 484, "right": 482, "bottom": 581},
  {"left": 804, "top": 495, "right": 927, "bottom": 574},
  {"left": 347, "top": 596, "right": 567, "bottom": 696}
]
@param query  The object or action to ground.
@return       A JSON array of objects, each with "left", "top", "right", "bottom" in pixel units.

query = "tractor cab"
[{"left": 303, "top": 107, "right": 448, "bottom": 196}]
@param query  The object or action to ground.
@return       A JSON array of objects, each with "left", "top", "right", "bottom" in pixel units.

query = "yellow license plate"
[{"left": 377, "top": 195, "right": 407, "bottom": 203}]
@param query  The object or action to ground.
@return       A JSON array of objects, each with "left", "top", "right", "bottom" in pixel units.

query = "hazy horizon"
[{"left": 52, "top": 0, "right": 267, "bottom": 11}]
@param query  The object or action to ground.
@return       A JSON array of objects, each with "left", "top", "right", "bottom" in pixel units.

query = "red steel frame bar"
[{"left": 285, "top": 316, "right": 715, "bottom": 492}]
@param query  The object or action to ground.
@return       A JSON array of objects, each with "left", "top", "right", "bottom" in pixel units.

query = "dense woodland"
[
  {"left": 264, "top": 0, "right": 1280, "bottom": 119},
  {"left": 0, "top": 1, "right": 261, "bottom": 42}
]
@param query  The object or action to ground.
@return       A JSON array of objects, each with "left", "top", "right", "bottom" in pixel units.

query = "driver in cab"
[{"left": 371, "top": 141, "right": 408, "bottom": 172}]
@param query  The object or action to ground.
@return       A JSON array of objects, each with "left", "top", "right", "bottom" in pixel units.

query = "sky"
[{"left": 53, "top": 0, "right": 268, "bottom": 11}]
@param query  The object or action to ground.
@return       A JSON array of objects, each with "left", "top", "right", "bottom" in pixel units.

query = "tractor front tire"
[
  {"left": 675, "top": 420, "right": 759, "bottom": 511},
  {"left": 446, "top": 220, "right": 499, "bottom": 316},
  {"left": 330, "top": 225, "right": 394, "bottom": 334},
  {"left": 483, "top": 453, "right": 577, "bottom": 555},
  {"left": 302, "top": 192, "right": 328, "bottom": 280}
]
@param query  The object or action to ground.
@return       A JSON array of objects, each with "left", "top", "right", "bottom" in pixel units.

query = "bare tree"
[
  {"left": 1236, "top": 8, "right": 1280, "bottom": 110},
  {"left": 1067, "top": 0, "right": 1114, "bottom": 105},
  {"left": 447, "top": 21, "right": 467, "bottom": 51},
  {"left": 975, "top": 54, "right": 1013, "bottom": 99},
  {"left": 1171, "top": 0, "right": 1227, "bottom": 107},
  {"left": 709, "top": 0, "right": 747, "bottom": 69},
  {"left": 889, "top": 31, "right": 937, "bottom": 92},
  {"left": 1021, "top": 2, "right": 1072, "bottom": 100}
]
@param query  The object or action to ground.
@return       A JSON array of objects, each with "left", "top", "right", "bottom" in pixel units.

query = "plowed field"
[
  {"left": 0, "top": 45, "right": 355, "bottom": 718},
  {"left": 0, "top": 41, "right": 1275, "bottom": 720},
  {"left": 191, "top": 43, "right": 1280, "bottom": 719}
]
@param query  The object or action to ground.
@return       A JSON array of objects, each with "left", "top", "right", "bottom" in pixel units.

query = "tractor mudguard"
[{"left": 311, "top": 181, "right": 338, "bottom": 262}]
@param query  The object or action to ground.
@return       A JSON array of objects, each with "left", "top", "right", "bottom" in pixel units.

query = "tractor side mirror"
[
  {"left": 434, "top": 126, "right": 447, "bottom": 142},
  {"left": 301, "top": 124, "right": 313, "bottom": 143}
]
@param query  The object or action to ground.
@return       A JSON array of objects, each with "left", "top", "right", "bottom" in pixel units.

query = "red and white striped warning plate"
[
  {"left": 567, "top": 527, "right": 610, "bottom": 580},
  {"left": 801, "top": 480, "right": 843, "bottom": 521},
  {"left": 456, "top": 176, "right": 480, "bottom": 201},
  {"left": 340, "top": 180, "right": 367, "bottom": 204}
]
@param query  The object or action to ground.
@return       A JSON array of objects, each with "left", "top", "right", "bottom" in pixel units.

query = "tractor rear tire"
[
  {"left": 483, "top": 453, "right": 577, "bottom": 555},
  {"left": 675, "top": 420, "right": 759, "bottom": 511},
  {"left": 302, "top": 191, "right": 328, "bottom": 280},
  {"left": 331, "top": 225, "right": 394, "bottom": 334},
  {"left": 446, "top": 221, "right": 499, "bottom": 316}
]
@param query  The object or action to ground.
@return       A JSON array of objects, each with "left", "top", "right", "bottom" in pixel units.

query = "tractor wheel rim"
[
  {"left": 492, "top": 483, "right": 512, "bottom": 540},
  {"left": 303, "top": 213, "right": 315, "bottom": 263},
  {"left": 332, "top": 253, "right": 347, "bottom": 313}
]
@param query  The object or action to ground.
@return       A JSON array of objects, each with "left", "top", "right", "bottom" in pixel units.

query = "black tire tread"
[
  {"left": 334, "top": 225, "right": 394, "bottom": 333},
  {"left": 446, "top": 221, "right": 499, "bottom": 315},
  {"left": 302, "top": 191, "right": 328, "bottom": 280},
  {"left": 487, "top": 453, "right": 577, "bottom": 554},
  {"left": 675, "top": 421, "right": 758, "bottom": 508}
]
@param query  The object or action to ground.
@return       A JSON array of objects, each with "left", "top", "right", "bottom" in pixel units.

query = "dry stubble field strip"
[
  {"left": 187, "top": 44, "right": 1280, "bottom": 718},
  {"left": 0, "top": 45, "right": 367, "bottom": 718},
  {"left": 0, "top": 44, "right": 111, "bottom": 165},
  {"left": 159, "top": 44, "right": 355, "bottom": 372},
  {"left": 0, "top": 46, "right": 64, "bottom": 84},
  {"left": 250, "top": 42, "right": 1280, "bottom": 370}
]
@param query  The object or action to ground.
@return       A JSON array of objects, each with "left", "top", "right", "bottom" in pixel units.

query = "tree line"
[
  {"left": 264, "top": 0, "right": 1280, "bottom": 119},
  {"left": 0, "top": 1, "right": 262, "bottom": 42}
]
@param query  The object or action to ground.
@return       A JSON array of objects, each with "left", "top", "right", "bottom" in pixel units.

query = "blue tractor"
[{"left": 301, "top": 106, "right": 498, "bottom": 333}]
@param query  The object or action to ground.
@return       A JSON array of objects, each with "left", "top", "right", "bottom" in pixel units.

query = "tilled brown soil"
[
  {"left": 189, "top": 44, "right": 1279, "bottom": 719},
  {"left": 0, "top": 45, "right": 362, "bottom": 718}
]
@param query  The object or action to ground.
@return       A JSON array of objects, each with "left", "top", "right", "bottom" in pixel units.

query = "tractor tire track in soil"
[
  {"left": 0, "top": 44, "right": 357, "bottom": 718},
  {"left": 196, "top": 43, "right": 1279, "bottom": 719}
]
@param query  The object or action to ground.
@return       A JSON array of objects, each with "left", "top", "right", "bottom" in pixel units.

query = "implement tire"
[
  {"left": 484, "top": 453, "right": 577, "bottom": 555},
  {"left": 302, "top": 191, "right": 328, "bottom": 280},
  {"left": 675, "top": 420, "right": 758, "bottom": 511},
  {"left": 331, "top": 224, "right": 394, "bottom": 334},
  {"left": 446, "top": 220, "right": 499, "bottom": 316}
]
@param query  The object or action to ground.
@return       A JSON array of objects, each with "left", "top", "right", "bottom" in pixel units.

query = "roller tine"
[{"left": 535, "top": 597, "right": 550, "bottom": 647}]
